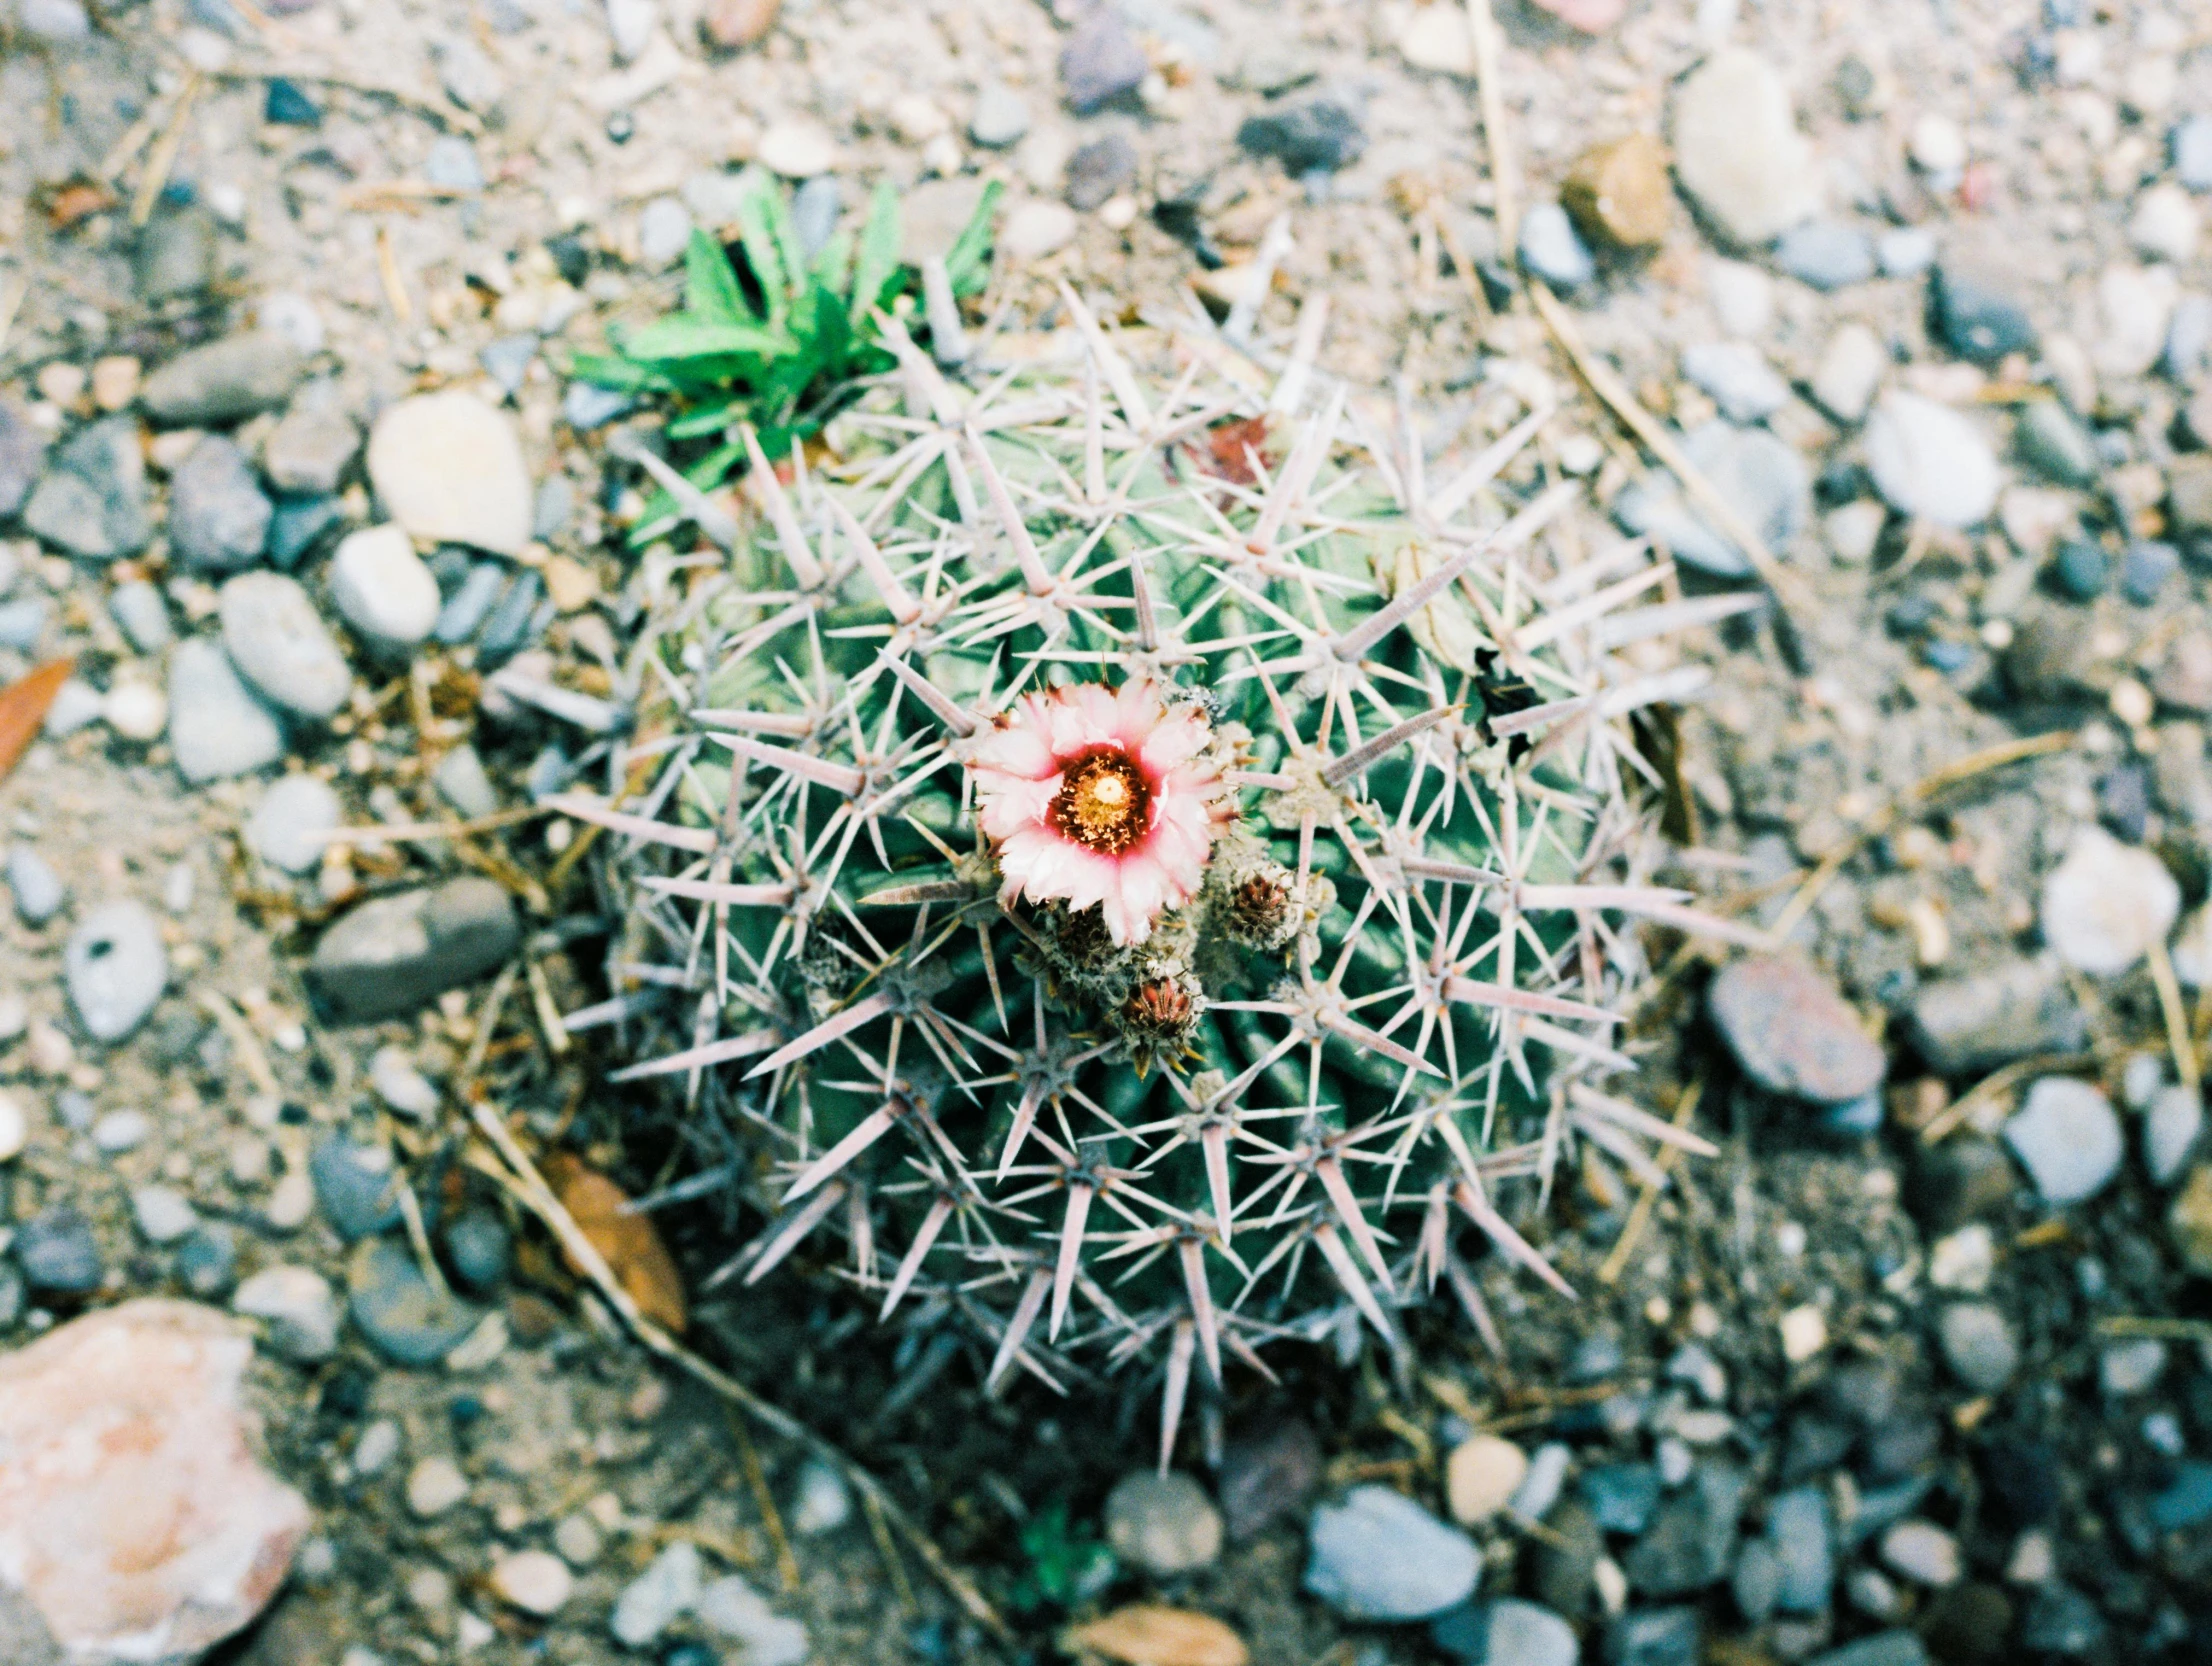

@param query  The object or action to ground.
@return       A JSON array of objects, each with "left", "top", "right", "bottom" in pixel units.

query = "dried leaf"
[
  {"left": 1061, "top": 1606, "right": 1249, "bottom": 1666},
  {"left": 545, "top": 1153, "right": 688, "bottom": 1334},
  {"left": 0, "top": 660, "right": 76, "bottom": 784}
]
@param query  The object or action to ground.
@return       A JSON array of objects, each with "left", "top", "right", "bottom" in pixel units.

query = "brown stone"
[
  {"left": 1217, "top": 1417, "right": 1321, "bottom": 1541},
  {"left": 702, "top": 0, "right": 778, "bottom": 49},
  {"left": 1562, "top": 133, "right": 1672, "bottom": 250},
  {"left": 546, "top": 1153, "right": 689, "bottom": 1334},
  {"left": 0, "top": 1300, "right": 309, "bottom": 1664},
  {"left": 1708, "top": 954, "right": 1887, "bottom": 1104},
  {"left": 1062, "top": 1606, "right": 1249, "bottom": 1666}
]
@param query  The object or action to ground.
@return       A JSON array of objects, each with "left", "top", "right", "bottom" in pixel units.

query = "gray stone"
[
  {"left": 22, "top": 418, "right": 150, "bottom": 560},
  {"left": 168, "top": 437, "right": 272, "bottom": 572},
  {"left": 2015, "top": 400, "right": 2098, "bottom": 489},
  {"left": 1625, "top": 1464, "right": 1745, "bottom": 1597},
  {"left": 1774, "top": 220, "right": 1874, "bottom": 290},
  {"left": 1936, "top": 1302, "right": 2018, "bottom": 1394},
  {"left": 174, "top": 1223, "right": 239, "bottom": 1298},
  {"left": 265, "top": 496, "right": 342, "bottom": 570},
  {"left": 6, "top": 847, "right": 64, "bottom": 926},
  {"left": 2097, "top": 1338, "right": 2166, "bottom": 1396},
  {"left": 0, "top": 399, "right": 46, "bottom": 519},
  {"left": 90, "top": 1109, "right": 149, "bottom": 1153},
  {"left": 2146, "top": 1085, "right": 2202, "bottom": 1184},
  {"left": 479, "top": 336, "right": 537, "bottom": 398},
  {"left": 1806, "top": 1636, "right": 1929, "bottom": 1666},
  {"left": 1876, "top": 227, "right": 1938, "bottom": 278},
  {"left": 1810, "top": 324, "right": 1886, "bottom": 424},
  {"left": 1709, "top": 954, "right": 1885, "bottom": 1104},
  {"left": 347, "top": 1237, "right": 485, "bottom": 1367},
  {"left": 1907, "top": 954, "right": 2084, "bottom": 1075},
  {"left": 1605, "top": 1608, "right": 1699, "bottom": 1666},
  {"left": 2164, "top": 293, "right": 2212, "bottom": 382},
  {"left": 14, "top": 0, "right": 89, "bottom": 40},
  {"left": 2003, "top": 1077, "right": 2123, "bottom": 1205},
  {"left": 475, "top": 569, "right": 545, "bottom": 667},
  {"left": 1766, "top": 1487, "right": 1833, "bottom": 1612},
  {"left": 1864, "top": 391, "right": 2001, "bottom": 527},
  {"left": 308, "top": 1136, "right": 401, "bottom": 1242},
  {"left": 248, "top": 774, "right": 342, "bottom": 875},
  {"left": 1059, "top": 7, "right": 1147, "bottom": 112},
  {"left": 369, "top": 1045, "right": 440, "bottom": 1120},
  {"left": 1931, "top": 264, "right": 2037, "bottom": 365},
  {"left": 168, "top": 639, "right": 284, "bottom": 784},
  {"left": 1066, "top": 133, "right": 1138, "bottom": 213},
  {"left": 135, "top": 207, "right": 218, "bottom": 303},
  {"left": 1238, "top": 93, "right": 1366, "bottom": 176},
  {"left": 1103, "top": 1471, "right": 1223, "bottom": 1577},
  {"left": 233, "top": 1264, "right": 341, "bottom": 1362},
  {"left": 308, "top": 877, "right": 521, "bottom": 1023},
  {"left": 1520, "top": 202, "right": 1596, "bottom": 290},
  {"left": 611, "top": 1542, "right": 703, "bottom": 1648},
  {"left": 788, "top": 1458, "right": 850, "bottom": 1535},
  {"left": 1669, "top": 50, "right": 1820, "bottom": 247},
  {"left": 2178, "top": 115, "right": 2212, "bottom": 192},
  {"left": 219, "top": 572, "right": 350, "bottom": 720},
  {"left": 1304, "top": 1485, "right": 1479, "bottom": 1621},
  {"left": 637, "top": 197, "right": 692, "bottom": 268},
  {"left": 1443, "top": 1600, "right": 1578, "bottom": 1666},
  {"left": 694, "top": 1576, "right": 808, "bottom": 1664},
  {"left": 434, "top": 561, "right": 507, "bottom": 644},
  {"left": 328, "top": 525, "right": 440, "bottom": 655},
  {"left": 14, "top": 1207, "right": 101, "bottom": 1292},
  {"left": 1732, "top": 1539, "right": 1781, "bottom": 1623},
  {"left": 140, "top": 334, "right": 306, "bottom": 427},
  {"left": 2018, "top": 1584, "right": 2104, "bottom": 1655},
  {"left": 441, "top": 1210, "right": 509, "bottom": 1292},
  {"left": 64, "top": 901, "right": 166, "bottom": 1043},
  {"left": 422, "top": 135, "right": 483, "bottom": 192},
  {"left": 561, "top": 383, "right": 630, "bottom": 431},
  {"left": 1613, "top": 420, "right": 1810, "bottom": 579},
  {"left": 969, "top": 83, "right": 1031, "bottom": 148},
  {"left": 261, "top": 400, "right": 359, "bottom": 496},
  {"left": 0, "top": 599, "right": 47, "bottom": 654},
  {"left": 2148, "top": 1462, "right": 2212, "bottom": 1529},
  {"left": 1681, "top": 341, "right": 1789, "bottom": 424}
]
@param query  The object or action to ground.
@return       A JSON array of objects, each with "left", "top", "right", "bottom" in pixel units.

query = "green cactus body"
[{"left": 581, "top": 296, "right": 1703, "bottom": 1456}]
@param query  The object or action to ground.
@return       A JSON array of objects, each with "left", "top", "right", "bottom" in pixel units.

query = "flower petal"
[
  {"left": 968, "top": 709, "right": 1057, "bottom": 779},
  {"left": 1136, "top": 704, "right": 1214, "bottom": 777},
  {"left": 975, "top": 770, "right": 1060, "bottom": 842}
]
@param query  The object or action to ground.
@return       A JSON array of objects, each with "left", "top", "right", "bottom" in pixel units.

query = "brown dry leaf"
[
  {"left": 544, "top": 1153, "right": 688, "bottom": 1334},
  {"left": 0, "top": 660, "right": 76, "bottom": 785},
  {"left": 1060, "top": 1606, "right": 1248, "bottom": 1666}
]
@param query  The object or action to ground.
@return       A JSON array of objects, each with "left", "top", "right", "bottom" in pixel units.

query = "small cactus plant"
[{"left": 572, "top": 290, "right": 1713, "bottom": 1458}]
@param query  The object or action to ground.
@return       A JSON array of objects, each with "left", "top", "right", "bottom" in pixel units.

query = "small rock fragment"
[
  {"left": 1446, "top": 1435, "right": 1530, "bottom": 1526},
  {"left": 2003, "top": 1076, "right": 2123, "bottom": 1205},
  {"left": 1864, "top": 392, "right": 2001, "bottom": 528},
  {"left": 1561, "top": 132, "right": 1671, "bottom": 250},
  {"left": 1669, "top": 50, "right": 1820, "bottom": 248},
  {"left": 232, "top": 1265, "right": 341, "bottom": 1362},
  {"left": 220, "top": 572, "right": 351, "bottom": 720},
  {"left": 139, "top": 334, "right": 306, "bottom": 427},
  {"left": 248, "top": 774, "right": 343, "bottom": 875},
  {"left": 1936, "top": 1302, "right": 2019, "bottom": 1394},
  {"left": 1060, "top": 8, "right": 1147, "bottom": 113},
  {"left": 65, "top": 901, "right": 167, "bottom": 1043},
  {"left": 1708, "top": 955, "right": 1886, "bottom": 1104},
  {"left": 611, "top": 1541, "right": 702, "bottom": 1648},
  {"left": 309, "top": 878, "right": 520, "bottom": 1024},
  {"left": 22, "top": 417, "right": 150, "bottom": 561},
  {"left": 1061, "top": 1606, "right": 1247, "bottom": 1666},
  {"left": 2040, "top": 826, "right": 2178, "bottom": 975},
  {"left": 1304, "top": 1485, "right": 1479, "bottom": 1621},
  {"left": 168, "top": 639, "right": 284, "bottom": 784},
  {"left": 1104, "top": 1471, "right": 1223, "bottom": 1577},
  {"left": 365, "top": 391, "right": 533, "bottom": 557}
]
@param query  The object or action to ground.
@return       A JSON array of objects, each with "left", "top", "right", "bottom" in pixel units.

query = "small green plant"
[
  {"left": 1005, "top": 1501, "right": 1117, "bottom": 1615},
  {"left": 573, "top": 169, "right": 1000, "bottom": 541}
]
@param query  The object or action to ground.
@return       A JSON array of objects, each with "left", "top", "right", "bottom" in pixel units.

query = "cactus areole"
[{"left": 584, "top": 297, "right": 1708, "bottom": 1457}]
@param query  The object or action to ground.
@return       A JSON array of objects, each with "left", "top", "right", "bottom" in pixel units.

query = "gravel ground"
[{"left": 4, "top": 0, "right": 2212, "bottom": 1663}]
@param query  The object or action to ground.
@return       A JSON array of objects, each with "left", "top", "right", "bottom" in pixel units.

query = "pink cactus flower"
[{"left": 966, "top": 681, "right": 1232, "bottom": 946}]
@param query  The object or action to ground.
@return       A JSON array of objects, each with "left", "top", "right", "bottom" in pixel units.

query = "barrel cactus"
[{"left": 568, "top": 291, "right": 1712, "bottom": 1456}]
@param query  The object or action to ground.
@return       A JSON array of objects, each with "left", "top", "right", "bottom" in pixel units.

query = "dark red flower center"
[{"left": 1051, "top": 750, "right": 1150, "bottom": 855}]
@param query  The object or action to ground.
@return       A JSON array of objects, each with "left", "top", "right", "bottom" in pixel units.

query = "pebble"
[
  {"left": 175, "top": 1223, "right": 238, "bottom": 1298},
  {"left": 1561, "top": 132, "right": 1672, "bottom": 250},
  {"left": 755, "top": 118, "right": 838, "bottom": 179},
  {"left": 789, "top": 1456, "right": 852, "bottom": 1535},
  {"left": 1624, "top": 1463, "right": 1745, "bottom": 1596},
  {"left": 0, "top": 1093, "right": 22, "bottom": 1162},
  {"left": 14, "top": 0, "right": 89, "bottom": 39},
  {"left": 348, "top": 1236, "right": 485, "bottom": 1366},
  {"left": 0, "top": 595, "right": 46, "bottom": 654},
  {"left": 695, "top": 1575, "right": 809, "bottom": 1664},
  {"left": 968, "top": 83, "right": 1030, "bottom": 148},
  {"left": 130, "top": 1185, "right": 198, "bottom": 1245},
  {"left": 436, "top": 562, "right": 507, "bottom": 645},
  {"left": 0, "top": 398, "right": 46, "bottom": 519},
  {"left": 701, "top": 0, "right": 777, "bottom": 49},
  {"left": 1446, "top": 1434, "right": 1529, "bottom": 1525},
  {"left": 2126, "top": 540, "right": 2181, "bottom": 607},
  {"left": 6, "top": 845, "right": 64, "bottom": 926},
  {"left": 166, "top": 436, "right": 274, "bottom": 575},
  {"left": 2051, "top": 539, "right": 2108, "bottom": 602},
  {"left": 1581, "top": 1463, "right": 1661, "bottom": 1535},
  {"left": 1708, "top": 260, "right": 1775, "bottom": 338},
  {"left": 326, "top": 523, "right": 441, "bottom": 657},
  {"left": 553, "top": 1513, "right": 602, "bottom": 1566},
  {"left": 261, "top": 400, "right": 359, "bottom": 496},
  {"left": 2014, "top": 400, "right": 2098, "bottom": 490},
  {"left": 406, "top": 1455, "right": 469, "bottom": 1518},
  {"left": 1766, "top": 1486, "right": 1833, "bottom": 1612},
  {"left": 1519, "top": 202, "right": 1596, "bottom": 289},
  {"left": 263, "top": 76, "right": 321, "bottom": 126},
  {"left": 2129, "top": 181, "right": 2199, "bottom": 264},
  {"left": 1066, "top": 133, "right": 1138, "bottom": 214},
  {"left": 1708, "top": 954, "right": 1885, "bottom": 1104},
  {"left": 1104, "top": 1471, "right": 1224, "bottom": 1577},
  {"left": 2018, "top": 1584, "right": 2104, "bottom": 1655},
  {"left": 433, "top": 743, "right": 499, "bottom": 819},
  {"left": 637, "top": 196, "right": 693, "bottom": 267},
  {"left": 1936, "top": 1301, "right": 2019, "bottom": 1394},
  {"left": 139, "top": 333, "right": 306, "bottom": 426},
  {"left": 1908, "top": 953, "right": 2084, "bottom": 1076},
  {"left": 1238, "top": 93, "right": 1368, "bottom": 176},
  {"left": 370, "top": 1044, "right": 440, "bottom": 1120},
  {"left": 266, "top": 495, "right": 343, "bottom": 569},
  {"left": 1774, "top": 220, "right": 1874, "bottom": 290},
  {"left": 0, "top": 1301, "right": 310, "bottom": 1662},
  {"left": 1669, "top": 50, "right": 1820, "bottom": 247},
  {"left": 2148, "top": 1461, "right": 2212, "bottom": 1530},
  {"left": 365, "top": 391, "right": 533, "bottom": 557},
  {"left": 612, "top": 1540, "right": 702, "bottom": 1646},
  {"left": 1606, "top": 1608, "right": 1699, "bottom": 1666},
  {"left": 44, "top": 677, "right": 101, "bottom": 737},
  {"left": 2040, "top": 826, "right": 2177, "bottom": 975},
  {"left": 2002, "top": 1076, "right": 2123, "bottom": 1205},
  {"left": 472, "top": 568, "right": 546, "bottom": 667},
  {"left": 353, "top": 1419, "right": 401, "bottom": 1478},
  {"left": 22, "top": 416, "right": 151, "bottom": 560},
  {"left": 219, "top": 572, "right": 351, "bottom": 720},
  {"left": 441, "top": 1210, "right": 510, "bottom": 1292},
  {"left": 135, "top": 208, "right": 217, "bottom": 302},
  {"left": 1931, "top": 264, "right": 2037, "bottom": 364},
  {"left": 1060, "top": 7, "right": 1148, "bottom": 113},
  {"left": 490, "top": 1551, "right": 573, "bottom": 1616},
  {"left": 65, "top": 900, "right": 167, "bottom": 1043},
  {"left": 1002, "top": 199, "right": 1079, "bottom": 264},
  {"left": 1811, "top": 323, "right": 1886, "bottom": 423},
  {"left": 2166, "top": 295, "right": 2212, "bottom": 381},
  {"left": 479, "top": 335, "right": 536, "bottom": 397},
  {"left": 1681, "top": 341, "right": 1789, "bottom": 424},
  {"left": 1864, "top": 392, "right": 2001, "bottom": 528},
  {"left": 309, "top": 1135, "right": 402, "bottom": 1241},
  {"left": 248, "top": 774, "right": 342, "bottom": 875},
  {"left": 1877, "top": 226, "right": 1938, "bottom": 279},
  {"left": 91, "top": 1109, "right": 151, "bottom": 1153},
  {"left": 1435, "top": 1599, "right": 1577, "bottom": 1666},
  {"left": 1218, "top": 1419, "right": 1321, "bottom": 1542},
  {"left": 2177, "top": 115, "right": 2212, "bottom": 191},
  {"left": 2097, "top": 1337, "right": 2166, "bottom": 1396},
  {"left": 1808, "top": 1635, "right": 1929, "bottom": 1666},
  {"left": 1612, "top": 420, "right": 1810, "bottom": 579},
  {"left": 1928, "top": 1223, "right": 1995, "bottom": 1292},
  {"left": 1510, "top": 1441, "right": 1572, "bottom": 1521},
  {"left": 2145, "top": 1085, "right": 2202, "bottom": 1184},
  {"left": 2094, "top": 261, "right": 2177, "bottom": 378},
  {"left": 169, "top": 638, "right": 285, "bottom": 783},
  {"left": 102, "top": 676, "right": 167, "bottom": 743},
  {"left": 1880, "top": 1520, "right": 1960, "bottom": 1586},
  {"left": 1304, "top": 1485, "right": 1480, "bottom": 1620},
  {"left": 232, "top": 1264, "right": 341, "bottom": 1362},
  {"left": 15, "top": 1206, "right": 103, "bottom": 1292}
]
